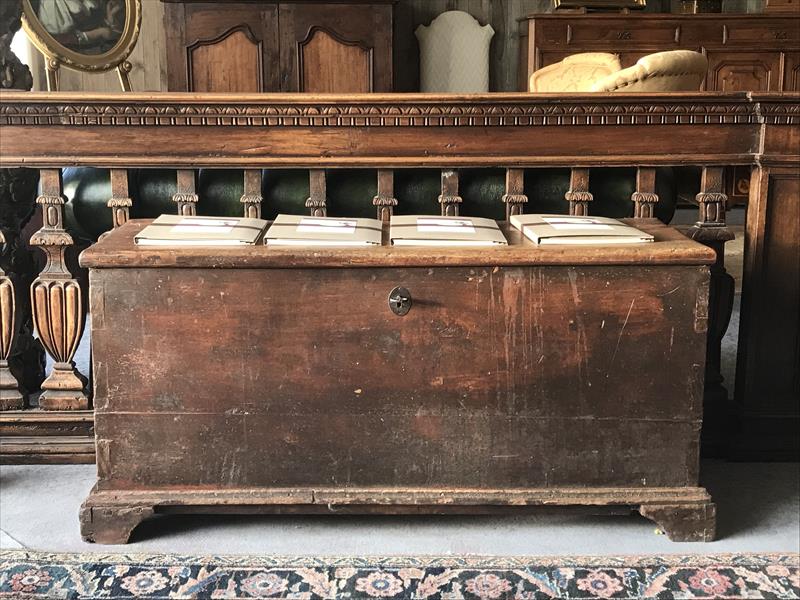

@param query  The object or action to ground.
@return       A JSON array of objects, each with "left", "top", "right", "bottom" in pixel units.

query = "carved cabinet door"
[
  {"left": 164, "top": 2, "right": 280, "bottom": 92},
  {"left": 278, "top": 3, "right": 393, "bottom": 92},
  {"left": 784, "top": 52, "right": 800, "bottom": 91},
  {"left": 705, "top": 51, "right": 783, "bottom": 91}
]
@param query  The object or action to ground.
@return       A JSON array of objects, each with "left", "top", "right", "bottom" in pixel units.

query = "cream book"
[
  {"left": 264, "top": 214, "right": 382, "bottom": 246},
  {"left": 390, "top": 215, "right": 507, "bottom": 246},
  {"left": 135, "top": 215, "right": 268, "bottom": 246},
  {"left": 510, "top": 214, "right": 654, "bottom": 245}
]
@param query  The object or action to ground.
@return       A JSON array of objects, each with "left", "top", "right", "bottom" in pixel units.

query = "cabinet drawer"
[
  {"left": 724, "top": 21, "right": 800, "bottom": 45},
  {"left": 537, "top": 21, "right": 680, "bottom": 47}
]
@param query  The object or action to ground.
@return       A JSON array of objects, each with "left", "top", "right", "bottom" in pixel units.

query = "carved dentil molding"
[{"left": 0, "top": 99, "right": 766, "bottom": 128}]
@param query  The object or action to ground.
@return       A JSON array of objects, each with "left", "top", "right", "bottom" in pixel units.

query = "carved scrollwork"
[
  {"left": 695, "top": 192, "right": 728, "bottom": 225},
  {"left": 108, "top": 197, "right": 133, "bottom": 228},
  {"left": 172, "top": 193, "right": 199, "bottom": 216},
  {"left": 240, "top": 194, "right": 263, "bottom": 219},
  {"left": 438, "top": 195, "right": 462, "bottom": 217},
  {"left": 501, "top": 194, "right": 528, "bottom": 216},
  {"left": 305, "top": 197, "right": 327, "bottom": 217},
  {"left": 565, "top": 191, "right": 593, "bottom": 216},
  {"left": 631, "top": 191, "right": 659, "bottom": 218}
]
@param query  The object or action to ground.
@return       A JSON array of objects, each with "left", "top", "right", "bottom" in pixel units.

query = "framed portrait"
[{"left": 21, "top": 0, "right": 142, "bottom": 90}]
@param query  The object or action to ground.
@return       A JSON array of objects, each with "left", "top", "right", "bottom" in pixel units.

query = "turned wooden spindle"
[
  {"left": 632, "top": 167, "right": 659, "bottom": 219},
  {"left": 29, "top": 169, "right": 88, "bottom": 410},
  {"left": 306, "top": 169, "right": 327, "bottom": 217},
  {"left": 173, "top": 170, "right": 199, "bottom": 216},
  {"left": 565, "top": 168, "right": 592, "bottom": 216},
  {"left": 373, "top": 169, "right": 397, "bottom": 223},
  {"left": 502, "top": 168, "right": 527, "bottom": 221},
  {"left": 0, "top": 230, "right": 24, "bottom": 410},
  {"left": 108, "top": 169, "right": 132, "bottom": 228},
  {"left": 439, "top": 170, "right": 462, "bottom": 217},
  {"left": 240, "top": 170, "right": 263, "bottom": 219}
]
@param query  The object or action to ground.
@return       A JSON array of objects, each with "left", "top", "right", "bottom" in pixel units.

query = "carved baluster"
[
  {"left": 565, "top": 168, "right": 592, "bottom": 216},
  {"left": 438, "top": 170, "right": 462, "bottom": 217},
  {"left": 306, "top": 170, "right": 327, "bottom": 217},
  {"left": 29, "top": 169, "right": 88, "bottom": 410},
  {"left": 240, "top": 170, "right": 263, "bottom": 219},
  {"left": 373, "top": 169, "right": 397, "bottom": 223},
  {"left": 502, "top": 168, "right": 527, "bottom": 221},
  {"left": 685, "top": 166, "right": 735, "bottom": 453},
  {"left": 108, "top": 169, "right": 132, "bottom": 228},
  {"left": 0, "top": 230, "right": 24, "bottom": 410},
  {"left": 632, "top": 167, "right": 659, "bottom": 218},
  {"left": 173, "top": 170, "right": 199, "bottom": 216}
]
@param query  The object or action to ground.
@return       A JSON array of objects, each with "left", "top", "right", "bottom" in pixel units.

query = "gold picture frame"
[
  {"left": 553, "top": 0, "right": 647, "bottom": 9},
  {"left": 21, "top": 0, "right": 142, "bottom": 91}
]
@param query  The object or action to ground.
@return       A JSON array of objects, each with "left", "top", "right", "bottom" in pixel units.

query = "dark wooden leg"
[
  {"left": 639, "top": 502, "right": 716, "bottom": 542},
  {"left": 80, "top": 503, "right": 155, "bottom": 544}
]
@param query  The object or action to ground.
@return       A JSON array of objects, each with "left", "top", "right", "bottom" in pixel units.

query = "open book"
[
  {"left": 510, "top": 214, "right": 654, "bottom": 245},
  {"left": 264, "top": 214, "right": 382, "bottom": 246},
  {"left": 390, "top": 215, "right": 507, "bottom": 246},
  {"left": 135, "top": 215, "right": 268, "bottom": 246}
]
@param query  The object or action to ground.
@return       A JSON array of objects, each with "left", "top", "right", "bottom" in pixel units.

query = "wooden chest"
[{"left": 79, "top": 219, "right": 717, "bottom": 543}]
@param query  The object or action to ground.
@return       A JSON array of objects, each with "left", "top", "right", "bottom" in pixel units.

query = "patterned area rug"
[{"left": 0, "top": 550, "right": 798, "bottom": 599}]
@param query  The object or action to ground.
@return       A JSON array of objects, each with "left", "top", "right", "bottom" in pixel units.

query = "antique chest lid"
[{"left": 80, "top": 218, "right": 716, "bottom": 269}]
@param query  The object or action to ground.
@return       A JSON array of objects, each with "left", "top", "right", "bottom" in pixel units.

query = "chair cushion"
[
  {"left": 529, "top": 53, "right": 622, "bottom": 93},
  {"left": 590, "top": 50, "right": 708, "bottom": 92}
]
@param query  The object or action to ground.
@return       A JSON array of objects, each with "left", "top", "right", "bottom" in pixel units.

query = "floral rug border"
[
  {"left": 1, "top": 550, "right": 798, "bottom": 599},
  {"left": 3, "top": 550, "right": 798, "bottom": 569}
]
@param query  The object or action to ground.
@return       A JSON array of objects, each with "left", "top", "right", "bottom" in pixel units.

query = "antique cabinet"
[
  {"left": 518, "top": 14, "right": 800, "bottom": 92},
  {"left": 162, "top": 0, "right": 394, "bottom": 92}
]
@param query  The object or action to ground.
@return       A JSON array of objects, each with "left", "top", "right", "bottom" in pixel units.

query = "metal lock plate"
[{"left": 388, "top": 286, "right": 411, "bottom": 316}]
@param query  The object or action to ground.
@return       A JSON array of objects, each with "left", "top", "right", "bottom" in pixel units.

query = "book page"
[
  {"left": 416, "top": 217, "right": 476, "bottom": 234},
  {"left": 541, "top": 216, "right": 613, "bottom": 231},
  {"left": 296, "top": 218, "right": 357, "bottom": 234}
]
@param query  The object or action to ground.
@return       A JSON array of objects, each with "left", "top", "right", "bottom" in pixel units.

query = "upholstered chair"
[
  {"left": 590, "top": 50, "right": 708, "bottom": 92},
  {"left": 528, "top": 53, "right": 622, "bottom": 93}
]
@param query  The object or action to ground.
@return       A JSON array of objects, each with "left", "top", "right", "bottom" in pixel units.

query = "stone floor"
[{"left": 1, "top": 461, "right": 798, "bottom": 556}]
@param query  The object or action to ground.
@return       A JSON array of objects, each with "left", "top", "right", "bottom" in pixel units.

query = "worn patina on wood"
[{"left": 79, "top": 219, "right": 716, "bottom": 544}]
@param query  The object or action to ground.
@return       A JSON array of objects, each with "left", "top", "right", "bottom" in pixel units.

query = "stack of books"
[
  {"left": 510, "top": 214, "right": 654, "bottom": 245},
  {"left": 134, "top": 215, "right": 268, "bottom": 246},
  {"left": 389, "top": 215, "right": 507, "bottom": 246},
  {"left": 264, "top": 214, "right": 382, "bottom": 246}
]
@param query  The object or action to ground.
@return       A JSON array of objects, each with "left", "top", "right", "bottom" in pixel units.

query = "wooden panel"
[
  {"left": 189, "top": 28, "right": 262, "bottom": 92},
  {"left": 785, "top": 52, "right": 800, "bottom": 91},
  {"left": 299, "top": 28, "right": 371, "bottom": 93},
  {"left": 736, "top": 167, "right": 800, "bottom": 459},
  {"left": 706, "top": 52, "right": 782, "bottom": 92},
  {"left": 279, "top": 3, "right": 392, "bottom": 92},
  {"left": 91, "top": 261, "right": 707, "bottom": 489}
]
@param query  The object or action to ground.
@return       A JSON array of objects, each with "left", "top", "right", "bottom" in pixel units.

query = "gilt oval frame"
[{"left": 21, "top": 0, "right": 142, "bottom": 73}]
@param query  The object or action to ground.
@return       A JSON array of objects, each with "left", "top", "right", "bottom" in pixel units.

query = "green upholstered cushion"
[{"left": 62, "top": 167, "right": 677, "bottom": 242}]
